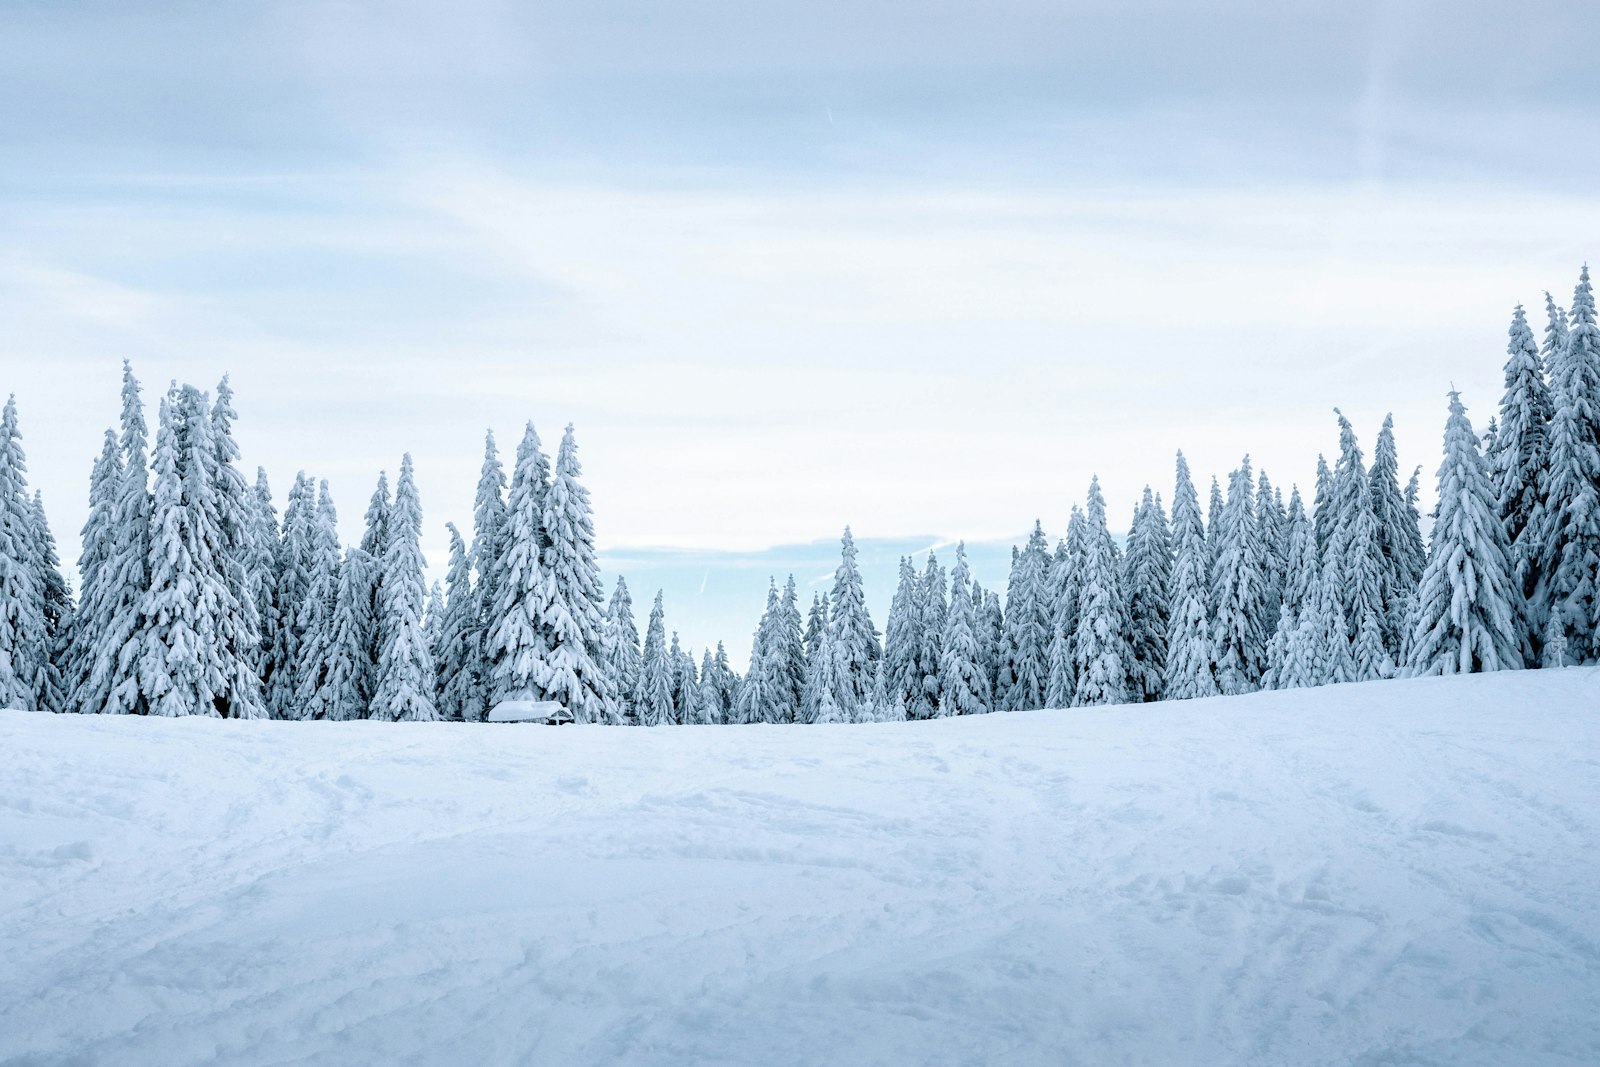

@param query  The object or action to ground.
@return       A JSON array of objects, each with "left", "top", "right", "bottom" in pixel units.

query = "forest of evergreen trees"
[{"left": 1, "top": 266, "right": 1597, "bottom": 723}]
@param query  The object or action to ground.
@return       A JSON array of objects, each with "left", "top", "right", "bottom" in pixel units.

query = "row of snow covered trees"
[
  {"left": 0, "top": 266, "right": 1595, "bottom": 721},
  {"left": 0, "top": 364, "right": 628, "bottom": 720}
]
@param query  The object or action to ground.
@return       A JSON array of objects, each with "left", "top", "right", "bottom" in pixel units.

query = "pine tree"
[
  {"left": 600, "top": 577, "right": 642, "bottom": 722},
  {"left": 95, "top": 363, "right": 155, "bottom": 716},
  {"left": 634, "top": 591, "right": 674, "bottom": 726},
  {"left": 804, "top": 591, "right": 828, "bottom": 669},
  {"left": 424, "top": 580, "right": 445, "bottom": 670},
  {"left": 355, "top": 470, "right": 392, "bottom": 706},
  {"left": 668, "top": 632, "right": 697, "bottom": 725},
  {"left": 979, "top": 586, "right": 1005, "bottom": 706},
  {"left": 936, "top": 542, "right": 990, "bottom": 716},
  {"left": 435, "top": 524, "right": 477, "bottom": 721},
  {"left": 1534, "top": 268, "right": 1600, "bottom": 662},
  {"left": 916, "top": 553, "right": 946, "bottom": 718},
  {"left": 1042, "top": 531, "right": 1079, "bottom": 710},
  {"left": 135, "top": 389, "right": 260, "bottom": 717},
  {"left": 1405, "top": 392, "right": 1526, "bottom": 676},
  {"left": 1211, "top": 457, "right": 1267, "bottom": 695},
  {"left": 1164, "top": 451, "right": 1218, "bottom": 700},
  {"left": 1255, "top": 469, "right": 1286, "bottom": 631},
  {"left": 135, "top": 395, "right": 203, "bottom": 717},
  {"left": 27, "top": 493, "right": 71, "bottom": 713},
  {"left": 698, "top": 647, "right": 728, "bottom": 724},
  {"left": 768, "top": 575, "right": 807, "bottom": 722},
  {"left": 470, "top": 430, "right": 509, "bottom": 721},
  {"left": 1283, "top": 558, "right": 1354, "bottom": 688},
  {"left": 710, "top": 641, "right": 737, "bottom": 716},
  {"left": 827, "top": 529, "right": 880, "bottom": 717},
  {"left": 1000, "top": 522, "right": 1050, "bottom": 711},
  {"left": 1312, "top": 454, "right": 1334, "bottom": 556},
  {"left": 883, "top": 557, "right": 924, "bottom": 717},
  {"left": 731, "top": 581, "right": 778, "bottom": 725},
  {"left": 1072, "top": 477, "right": 1130, "bottom": 707},
  {"left": 247, "top": 469, "right": 280, "bottom": 680},
  {"left": 1280, "top": 487, "right": 1316, "bottom": 622},
  {"left": 370, "top": 455, "right": 438, "bottom": 721},
  {"left": 533, "top": 426, "right": 612, "bottom": 723},
  {"left": 208, "top": 376, "right": 262, "bottom": 703},
  {"left": 1368, "top": 414, "right": 1424, "bottom": 654},
  {"left": 1123, "top": 487, "right": 1171, "bottom": 702},
  {"left": 487, "top": 425, "right": 553, "bottom": 705},
  {"left": 0, "top": 398, "right": 47, "bottom": 710},
  {"left": 806, "top": 621, "right": 846, "bottom": 724},
  {"left": 65, "top": 429, "right": 122, "bottom": 710},
  {"left": 1261, "top": 603, "right": 1294, "bottom": 690},
  {"left": 293, "top": 481, "right": 343, "bottom": 720},
  {"left": 1491, "top": 306, "right": 1554, "bottom": 619},
  {"left": 320, "top": 547, "right": 376, "bottom": 720},
  {"left": 264, "top": 473, "right": 315, "bottom": 717}
]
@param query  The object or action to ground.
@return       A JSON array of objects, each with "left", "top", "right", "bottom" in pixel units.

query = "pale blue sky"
[{"left": 3, "top": 0, "right": 1596, "bottom": 663}]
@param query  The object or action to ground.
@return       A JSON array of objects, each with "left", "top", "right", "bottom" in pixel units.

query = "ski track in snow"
[{"left": 2, "top": 668, "right": 1599, "bottom": 1066}]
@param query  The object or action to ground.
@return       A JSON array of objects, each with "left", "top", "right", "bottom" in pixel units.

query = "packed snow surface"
[{"left": 3, "top": 669, "right": 1599, "bottom": 1066}]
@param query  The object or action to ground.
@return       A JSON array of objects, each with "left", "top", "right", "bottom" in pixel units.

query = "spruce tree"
[
  {"left": 293, "top": 481, "right": 343, "bottom": 720},
  {"left": 0, "top": 398, "right": 47, "bottom": 710},
  {"left": 916, "top": 553, "right": 946, "bottom": 718},
  {"left": 534, "top": 426, "right": 612, "bottom": 723},
  {"left": 97, "top": 363, "right": 155, "bottom": 716},
  {"left": 320, "top": 547, "right": 376, "bottom": 720},
  {"left": 1534, "top": 267, "right": 1600, "bottom": 661},
  {"left": 1312, "top": 454, "right": 1334, "bottom": 556},
  {"left": 1279, "top": 488, "right": 1315, "bottom": 617},
  {"left": 1211, "top": 457, "right": 1267, "bottom": 695},
  {"left": 470, "top": 430, "right": 509, "bottom": 720},
  {"left": 827, "top": 529, "right": 880, "bottom": 716},
  {"left": 979, "top": 586, "right": 1005, "bottom": 706},
  {"left": 1000, "top": 522, "right": 1050, "bottom": 711},
  {"left": 883, "top": 557, "right": 924, "bottom": 717},
  {"left": 1042, "top": 530, "right": 1079, "bottom": 710},
  {"left": 135, "top": 395, "right": 203, "bottom": 716},
  {"left": 1405, "top": 392, "right": 1526, "bottom": 676},
  {"left": 634, "top": 591, "right": 674, "bottom": 726},
  {"left": 435, "top": 523, "right": 478, "bottom": 721},
  {"left": 710, "top": 642, "right": 737, "bottom": 715},
  {"left": 371, "top": 455, "right": 438, "bottom": 721},
  {"left": 1072, "top": 477, "right": 1130, "bottom": 707},
  {"left": 247, "top": 469, "right": 280, "bottom": 680},
  {"left": 804, "top": 591, "right": 828, "bottom": 669},
  {"left": 208, "top": 376, "right": 261, "bottom": 696},
  {"left": 1123, "top": 487, "right": 1171, "bottom": 703},
  {"left": 1255, "top": 469, "right": 1286, "bottom": 631},
  {"left": 937, "top": 542, "right": 989, "bottom": 716},
  {"left": 698, "top": 647, "right": 727, "bottom": 724},
  {"left": 600, "top": 577, "right": 642, "bottom": 722},
  {"left": 264, "top": 473, "right": 314, "bottom": 717},
  {"left": 65, "top": 429, "right": 121, "bottom": 710},
  {"left": 1491, "top": 306, "right": 1554, "bottom": 616},
  {"left": 487, "top": 425, "right": 553, "bottom": 705},
  {"left": 731, "top": 581, "right": 778, "bottom": 725},
  {"left": 29, "top": 492, "right": 71, "bottom": 712},
  {"left": 667, "top": 632, "right": 696, "bottom": 725},
  {"left": 768, "top": 575, "right": 807, "bottom": 722},
  {"left": 1164, "top": 451, "right": 1218, "bottom": 700},
  {"left": 1368, "top": 414, "right": 1425, "bottom": 654}
]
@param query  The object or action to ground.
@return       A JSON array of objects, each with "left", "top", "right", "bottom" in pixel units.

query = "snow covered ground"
[{"left": 3, "top": 668, "right": 1598, "bottom": 1066}]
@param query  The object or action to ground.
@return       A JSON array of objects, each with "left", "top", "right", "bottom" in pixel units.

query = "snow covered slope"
[{"left": 3, "top": 668, "right": 1598, "bottom": 1066}]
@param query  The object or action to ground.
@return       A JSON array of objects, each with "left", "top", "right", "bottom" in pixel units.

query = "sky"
[{"left": 2, "top": 0, "right": 1598, "bottom": 665}]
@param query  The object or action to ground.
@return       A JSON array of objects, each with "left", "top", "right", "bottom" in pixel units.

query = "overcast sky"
[{"left": 3, "top": 0, "right": 1597, "bottom": 662}]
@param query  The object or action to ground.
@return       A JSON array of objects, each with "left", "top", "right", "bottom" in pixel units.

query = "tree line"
[{"left": 0, "top": 266, "right": 1596, "bottom": 721}]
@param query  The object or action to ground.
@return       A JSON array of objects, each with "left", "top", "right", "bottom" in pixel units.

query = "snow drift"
[{"left": 3, "top": 668, "right": 1598, "bottom": 1065}]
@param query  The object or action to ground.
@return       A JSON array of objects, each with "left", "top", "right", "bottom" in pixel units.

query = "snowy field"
[{"left": 3, "top": 669, "right": 1598, "bottom": 1066}]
